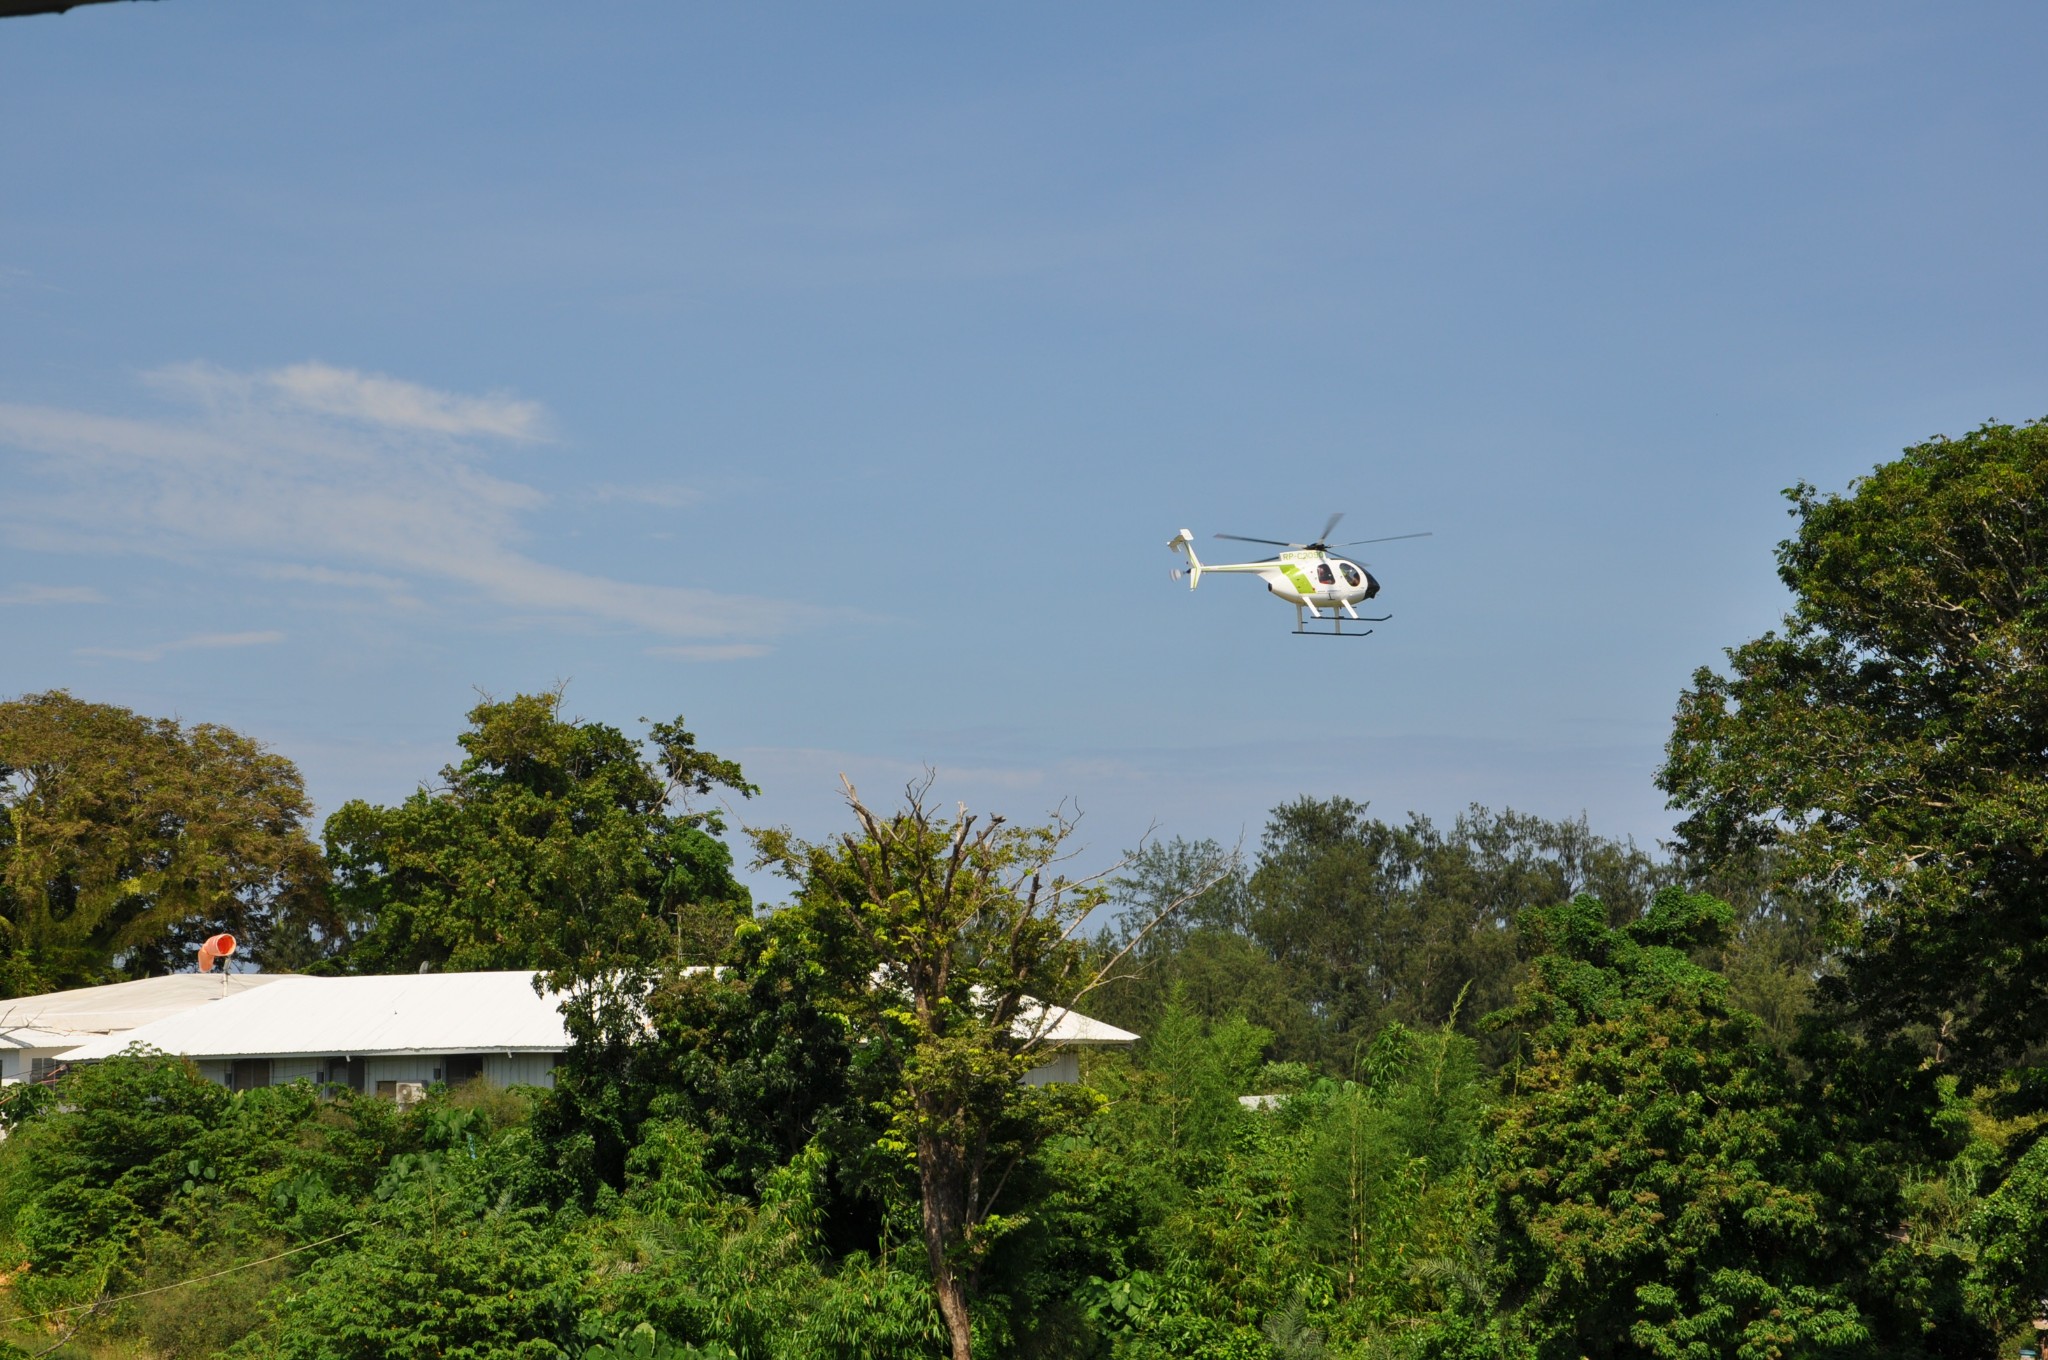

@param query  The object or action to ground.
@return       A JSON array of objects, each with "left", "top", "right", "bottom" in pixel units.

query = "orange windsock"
[{"left": 197, "top": 933, "right": 238, "bottom": 973}]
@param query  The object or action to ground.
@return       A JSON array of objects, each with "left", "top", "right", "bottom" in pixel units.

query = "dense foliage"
[
  {"left": 325, "top": 690, "right": 756, "bottom": 977},
  {"left": 4, "top": 424, "right": 2048, "bottom": 1356},
  {"left": 1663, "top": 419, "right": 2048, "bottom": 1073},
  {"left": 750, "top": 786, "right": 1122, "bottom": 1360},
  {"left": 1491, "top": 890, "right": 1886, "bottom": 1356},
  {"left": 0, "top": 691, "right": 332, "bottom": 988}
]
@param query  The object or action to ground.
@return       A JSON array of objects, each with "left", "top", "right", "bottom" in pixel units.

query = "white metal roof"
[
  {"left": 59, "top": 971, "right": 570, "bottom": 1062},
  {"left": 54, "top": 971, "right": 1137, "bottom": 1064},
  {"left": 1017, "top": 1002, "right": 1139, "bottom": 1047},
  {"left": 0, "top": 973, "right": 289, "bottom": 1050}
]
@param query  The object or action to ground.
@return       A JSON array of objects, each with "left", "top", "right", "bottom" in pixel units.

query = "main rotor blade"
[
  {"left": 1332, "top": 531, "right": 1433, "bottom": 547},
  {"left": 1213, "top": 533, "right": 1298, "bottom": 547},
  {"left": 1316, "top": 512, "right": 1344, "bottom": 545}
]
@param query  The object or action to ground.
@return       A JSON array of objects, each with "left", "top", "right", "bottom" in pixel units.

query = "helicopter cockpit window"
[
  {"left": 1339, "top": 563, "right": 1362, "bottom": 587},
  {"left": 1315, "top": 563, "right": 1336, "bottom": 586}
]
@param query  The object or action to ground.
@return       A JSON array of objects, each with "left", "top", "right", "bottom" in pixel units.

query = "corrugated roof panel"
[
  {"left": 0, "top": 973, "right": 289, "bottom": 1037},
  {"left": 1019, "top": 1003, "right": 1139, "bottom": 1047},
  {"left": 53, "top": 972, "right": 1138, "bottom": 1063}
]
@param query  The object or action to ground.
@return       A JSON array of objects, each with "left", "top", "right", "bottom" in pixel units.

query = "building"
[
  {"left": 57, "top": 971, "right": 567, "bottom": 1094},
  {"left": 49, "top": 970, "right": 1138, "bottom": 1094},
  {"left": 1015, "top": 1001, "right": 1141, "bottom": 1084}
]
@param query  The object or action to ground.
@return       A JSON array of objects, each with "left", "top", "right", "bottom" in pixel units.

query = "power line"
[{"left": 0, "top": 1225, "right": 362, "bottom": 1329}]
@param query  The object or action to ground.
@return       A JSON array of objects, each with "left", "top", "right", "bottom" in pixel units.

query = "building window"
[
  {"left": 445, "top": 1055, "right": 485, "bottom": 1087},
  {"left": 229, "top": 1058, "right": 272, "bottom": 1091}
]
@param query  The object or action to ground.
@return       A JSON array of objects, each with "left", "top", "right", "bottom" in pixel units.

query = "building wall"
[
  {"left": 362, "top": 1055, "right": 444, "bottom": 1089},
  {"left": 1, "top": 1048, "right": 87, "bottom": 1085},
  {"left": 184, "top": 1052, "right": 559, "bottom": 1094},
  {"left": 196, "top": 1049, "right": 1066, "bottom": 1090},
  {"left": 1023, "top": 1051, "right": 1080, "bottom": 1085},
  {"left": 484, "top": 1053, "right": 558, "bottom": 1088}
]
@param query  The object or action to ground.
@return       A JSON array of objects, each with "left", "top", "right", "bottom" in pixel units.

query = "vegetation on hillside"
[{"left": 0, "top": 421, "right": 2045, "bottom": 1355}]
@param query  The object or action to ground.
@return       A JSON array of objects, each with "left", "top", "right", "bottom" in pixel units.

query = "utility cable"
[
  {"left": 24, "top": 1311, "right": 88, "bottom": 1358},
  {"left": 0, "top": 1225, "right": 363, "bottom": 1328}
]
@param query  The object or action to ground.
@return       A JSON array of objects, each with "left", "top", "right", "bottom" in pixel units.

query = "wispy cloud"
[
  {"left": 0, "top": 363, "right": 778, "bottom": 645},
  {"left": 0, "top": 584, "right": 105, "bottom": 606},
  {"left": 258, "top": 362, "right": 546, "bottom": 440},
  {"left": 78, "top": 629, "right": 286, "bottom": 663},
  {"left": 133, "top": 361, "right": 546, "bottom": 441}
]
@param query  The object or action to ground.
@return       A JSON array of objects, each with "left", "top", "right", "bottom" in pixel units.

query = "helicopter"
[{"left": 1168, "top": 513, "right": 1430, "bottom": 636}]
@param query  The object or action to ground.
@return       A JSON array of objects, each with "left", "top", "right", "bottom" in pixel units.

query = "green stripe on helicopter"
[{"left": 1278, "top": 563, "right": 1315, "bottom": 594}]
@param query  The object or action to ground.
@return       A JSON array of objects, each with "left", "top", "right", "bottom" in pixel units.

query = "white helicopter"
[{"left": 1169, "top": 513, "right": 1430, "bottom": 636}]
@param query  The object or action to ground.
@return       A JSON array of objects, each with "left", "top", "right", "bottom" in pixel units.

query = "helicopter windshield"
[{"left": 1339, "top": 563, "right": 1362, "bottom": 587}]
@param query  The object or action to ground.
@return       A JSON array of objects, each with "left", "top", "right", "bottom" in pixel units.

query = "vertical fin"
[{"left": 1168, "top": 529, "right": 1203, "bottom": 589}]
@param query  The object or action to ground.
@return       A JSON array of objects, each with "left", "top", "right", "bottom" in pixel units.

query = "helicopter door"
[{"left": 1314, "top": 563, "right": 1336, "bottom": 591}]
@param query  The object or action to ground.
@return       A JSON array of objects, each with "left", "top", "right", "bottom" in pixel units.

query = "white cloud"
[
  {"left": 175, "top": 361, "right": 548, "bottom": 440},
  {"left": 0, "top": 584, "right": 106, "bottom": 605},
  {"left": 0, "top": 364, "right": 779, "bottom": 645},
  {"left": 78, "top": 630, "right": 286, "bottom": 663}
]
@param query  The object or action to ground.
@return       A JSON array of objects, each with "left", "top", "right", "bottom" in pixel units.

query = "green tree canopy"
[
  {"left": 752, "top": 780, "right": 1158, "bottom": 1360},
  {"left": 325, "top": 691, "right": 754, "bottom": 976},
  {"left": 1661, "top": 420, "right": 2048, "bottom": 1074},
  {"left": 0, "top": 690, "right": 331, "bottom": 991},
  {"left": 1488, "top": 889, "right": 1879, "bottom": 1358},
  {"left": 1241, "top": 799, "right": 1664, "bottom": 1066}
]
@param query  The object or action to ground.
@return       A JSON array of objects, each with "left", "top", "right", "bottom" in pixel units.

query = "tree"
[
  {"left": 1070, "top": 998, "right": 1494, "bottom": 1354},
  {"left": 261, "top": 1137, "right": 586, "bottom": 1360},
  {"left": 1107, "top": 836, "right": 1251, "bottom": 950},
  {"left": 1686, "top": 845, "right": 1836, "bottom": 1054},
  {"left": 325, "top": 690, "right": 754, "bottom": 976},
  {"left": 1246, "top": 799, "right": 1664, "bottom": 1066},
  {"left": 1294, "top": 1021, "right": 1484, "bottom": 1315},
  {"left": 1488, "top": 889, "right": 1876, "bottom": 1357},
  {"left": 751, "top": 779, "right": 1210, "bottom": 1360},
  {"left": 1086, "top": 837, "right": 1321, "bottom": 1055},
  {"left": 531, "top": 901, "right": 877, "bottom": 1216},
  {"left": 0, "top": 690, "right": 331, "bottom": 990},
  {"left": 1661, "top": 421, "right": 2048, "bottom": 1074},
  {"left": 1968, "top": 1134, "right": 2048, "bottom": 1334}
]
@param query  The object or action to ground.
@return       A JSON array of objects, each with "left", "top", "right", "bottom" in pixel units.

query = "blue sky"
[{"left": 4, "top": 2, "right": 2046, "bottom": 899}]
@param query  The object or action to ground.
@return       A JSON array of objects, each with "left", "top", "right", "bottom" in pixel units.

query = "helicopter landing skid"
[{"left": 1293, "top": 612, "right": 1389, "bottom": 638}]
